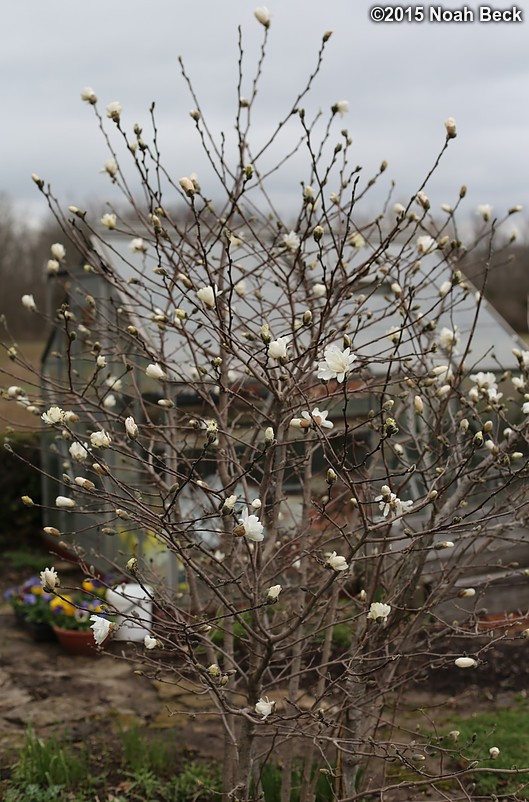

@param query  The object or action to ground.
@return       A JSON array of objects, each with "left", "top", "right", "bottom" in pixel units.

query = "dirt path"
[{"left": 0, "top": 598, "right": 222, "bottom": 772}]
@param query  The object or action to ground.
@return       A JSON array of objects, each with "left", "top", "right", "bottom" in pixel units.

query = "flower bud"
[
  {"left": 326, "top": 468, "right": 337, "bottom": 485},
  {"left": 454, "top": 657, "right": 477, "bottom": 668},
  {"left": 254, "top": 6, "right": 271, "bottom": 27},
  {"left": 264, "top": 426, "right": 275, "bottom": 445},
  {"left": 444, "top": 116, "right": 457, "bottom": 139},
  {"left": 179, "top": 176, "right": 196, "bottom": 197}
]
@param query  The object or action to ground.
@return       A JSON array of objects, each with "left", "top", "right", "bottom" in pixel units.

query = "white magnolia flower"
[
  {"left": 334, "top": 100, "right": 349, "bottom": 117},
  {"left": 312, "top": 283, "right": 327, "bottom": 298},
  {"left": 7, "top": 386, "right": 23, "bottom": 398},
  {"left": 522, "top": 401, "right": 529, "bottom": 415},
  {"left": 367, "top": 602, "right": 391, "bottom": 622},
  {"left": 291, "top": 407, "right": 334, "bottom": 430},
  {"left": 514, "top": 349, "right": 529, "bottom": 368},
  {"left": 125, "top": 416, "right": 139, "bottom": 439},
  {"left": 238, "top": 510, "right": 264, "bottom": 542},
  {"left": 90, "top": 614, "right": 113, "bottom": 645},
  {"left": 101, "top": 213, "right": 117, "bottom": 229},
  {"left": 439, "top": 281, "right": 451, "bottom": 297},
  {"left": 144, "top": 635, "right": 158, "bottom": 650},
  {"left": 250, "top": 498, "right": 262, "bottom": 510},
  {"left": 326, "top": 552, "right": 349, "bottom": 572},
  {"left": 454, "top": 657, "right": 477, "bottom": 668},
  {"left": 106, "top": 100, "right": 122, "bottom": 121},
  {"left": 146, "top": 363, "right": 166, "bottom": 380},
  {"left": 22, "top": 294, "right": 37, "bottom": 311},
  {"left": 40, "top": 567, "right": 59, "bottom": 592},
  {"left": 96, "top": 355, "right": 107, "bottom": 368},
  {"left": 69, "top": 441, "right": 89, "bottom": 462},
  {"left": 81, "top": 86, "right": 97, "bottom": 104},
  {"left": 439, "top": 326, "right": 459, "bottom": 351},
  {"left": 349, "top": 232, "right": 365, "bottom": 249},
  {"left": 485, "top": 387, "right": 503, "bottom": 404},
  {"left": 90, "top": 430, "right": 112, "bottom": 449},
  {"left": 129, "top": 237, "right": 147, "bottom": 253},
  {"left": 375, "top": 486, "right": 413, "bottom": 517},
  {"left": 317, "top": 345, "right": 357, "bottom": 383},
  {"left": 489, "top": 747, "right": 500, "bottom": 759},
  {"left": 416, "top": 235, "right": 437, "bottom": 254},
  {"left": 51, "top": 242, "right": 66, "bottom": 261},
  {"left": 42, "top": 406, "right": 66, "bottom": 425},
  {"left": 102, "top": 159, "right": 118, "bottom": 177},
  {"left": 234, "top": 279, "right": 247, "bottom": 297},
  {"left": 470, "top": 371, "right": 497, "bottom": 389},
  {"left": 197, "top": 285, "right": 217, "bottom": 308},
  {"left": 103, "top": 394, "right": 116, "bottom": 410},
  {"left": 441, "top": 203, "right": 453, "bottom": 214},
  {"left": 254, "top": 7, "right": 271, "bottom": 27},
  {"left": 394, "top": 202, "right": 406, "bottom": 215},
  {"left": 266, "top": 584, "right": 282, "bottom": 602},
  {"left": 268, "top": 337, "right": 289, "bottom": 361},
  {"left": 282, "top": 231, "right": 300, "bottom": 251},
  {"left": 255, "top": 696, "right": 275, "bottom": 719},
  {"left": 56, "top": 496, "right": 77, "bottom": 509},
  {"left": 477, "top": 204, "right": 493, "bottom": 222},
  {"left": 47, "top": 259, "right": 60, "bottom": 274}
]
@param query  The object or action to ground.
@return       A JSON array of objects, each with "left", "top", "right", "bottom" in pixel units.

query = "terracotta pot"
[{"left": 52, "top": 626, "right": 99, "bottom": 656}]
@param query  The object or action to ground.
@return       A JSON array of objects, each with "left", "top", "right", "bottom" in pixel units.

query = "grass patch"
[
  {"left": 6, "top": 729, "right": 94, "bottom": 800},
  {"left": 446, "top": 699, "right": 529, "bottom": 798},
  {"left": 4, "top": 548, "right": 50, "bottom": 572},
  {"left": 3, "top": 726, "right": 222, "bottom": 802}
]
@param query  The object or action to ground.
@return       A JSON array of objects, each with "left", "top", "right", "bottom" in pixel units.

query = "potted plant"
[
  {"left": 4, "top": 576, "right": 56, "bottom": 641},
  {"left": 48, "top": 578, "right": 112, "bottom": 655}
]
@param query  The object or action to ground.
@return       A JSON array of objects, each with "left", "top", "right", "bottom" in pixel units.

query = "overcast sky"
[{"left": 1, "top": 1, "right": 528, "bottom": 230}]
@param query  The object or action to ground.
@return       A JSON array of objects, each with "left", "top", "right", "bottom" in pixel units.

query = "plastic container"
[{"left": 105, "top": 583, "right": 152, "bottom": 641}]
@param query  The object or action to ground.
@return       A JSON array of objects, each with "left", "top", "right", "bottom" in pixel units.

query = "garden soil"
[{"left": 2, "top": 561, "right": 529, "bottom": 791}]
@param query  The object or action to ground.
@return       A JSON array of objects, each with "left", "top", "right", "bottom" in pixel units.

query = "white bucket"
[{"left": 106, "top": 583, "right": 153, "bottom": 641}]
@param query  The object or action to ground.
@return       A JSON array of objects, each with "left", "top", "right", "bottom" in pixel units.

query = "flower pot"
[
  {"left": 52, "top": 626, "right": 99, "bottom": 656},
  {"left": 25, "top": 620, "right": 56, "bottom": 642}
]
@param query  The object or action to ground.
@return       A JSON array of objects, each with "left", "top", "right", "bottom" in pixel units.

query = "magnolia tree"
[{"left": 4, "top": 8, "right": 529, "bottom": 801}]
